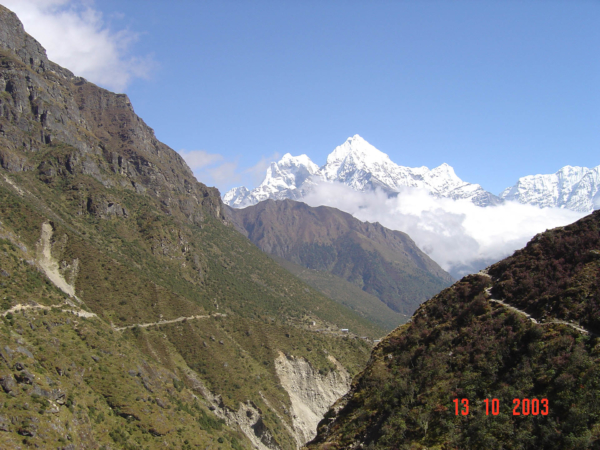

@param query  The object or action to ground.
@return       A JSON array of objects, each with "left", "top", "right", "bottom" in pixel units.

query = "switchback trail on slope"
[{"left": 479, "top": 278, "right": 597, "bottom": 337}]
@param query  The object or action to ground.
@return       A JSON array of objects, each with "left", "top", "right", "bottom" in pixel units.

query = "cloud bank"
[
  {"left": 302, "top": 181, "right": 586, "bottom": 278},
  {"left": 3, "top": 0, "right": 154, "bottom": 92}
]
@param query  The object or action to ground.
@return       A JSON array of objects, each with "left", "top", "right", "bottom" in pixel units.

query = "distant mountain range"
[
  {"left": 501, "top": 165, "right": 600, "bottom": 212},
  {"left": 224, "top": 135, "right": 599, "bottom": 213}
]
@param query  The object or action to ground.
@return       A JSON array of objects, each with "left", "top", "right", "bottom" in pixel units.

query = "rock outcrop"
[
  {"left": 274, "top": 352, "right": 351, "bottom": 447},
  {"left": 0, "top": 5, "right": 224, "bottom": 224}
]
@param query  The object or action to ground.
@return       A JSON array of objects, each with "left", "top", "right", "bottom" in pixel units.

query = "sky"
[
  {"left": 2, "top": 0, "right": 597, "bottom": 275},
  {"left": 3, "top": 0, "right": 598, "bottom": 195}
]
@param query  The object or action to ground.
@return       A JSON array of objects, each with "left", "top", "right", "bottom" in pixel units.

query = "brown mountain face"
[
  {"left": 0, "top": 6, "right": 223, "bottom": 224},
  {"left": 307, "top": 210, "right": 600, "bottom": 450},
  {"left": 227, "top": 199, "right": 453, "bottom": 316}
]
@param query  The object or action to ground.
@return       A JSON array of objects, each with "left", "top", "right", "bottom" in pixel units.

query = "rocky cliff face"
[
  {"left": 0, "top": 5, "right": 223, "bottom": 223},
  {"left": 275, "top": 352, "right": 351, "bottom": 447}
]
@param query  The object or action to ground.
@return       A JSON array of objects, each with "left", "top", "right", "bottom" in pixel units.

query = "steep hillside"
[
  {"left": 269, "top": 255, "right": 407, "bottom": 332},
  {"left": 0, "top": 6, "right": 382, "bottom": 449},
  {"left": 227, "top": 199, "right": 453, "bottom": 316},
  {"left": 0, "top": 233, "right": 247, "bottom": 449},
  {"left": 307, "top": 210, "right": 600, "bottom": 449}
]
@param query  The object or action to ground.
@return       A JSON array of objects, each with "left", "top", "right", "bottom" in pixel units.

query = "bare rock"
[
  {"left": 155, "top": 397, "right": 169, "bottom": 409},
  {"left": 0, "top": 374, "right": 16, "bottom": 394},
  {"left": 0, "top": 414, "right": 10, "bottom": 432},
  {"left": 15, "top": 370, "right": 35, "bottom": 384}
]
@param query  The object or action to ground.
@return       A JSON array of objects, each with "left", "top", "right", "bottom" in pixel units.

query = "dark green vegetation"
[
  {"left": 488, "top": 213, "right": 600, "bottom": 333},
  {"left": 0, "top": 6, "right": 379, "bottom": 448},
  {"left": 227, "top": 199, "right": 453, "bottom": 318},
  {"left": 271, "top": 255, "right": 406, "bottom": 331},
  {"left": 308, "top": 210, "right": 600, "bottom": 449}
]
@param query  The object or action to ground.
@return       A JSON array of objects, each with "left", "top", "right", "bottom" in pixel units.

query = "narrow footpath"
[
  {"left": 2, "top": 302, "right": 97, "bottom": 318},
  {"left": 480, "top": 280, "right": 597, "bottom": 337},
  {"left": 114, "top": 313, "right": 226, "bottom": 331}
]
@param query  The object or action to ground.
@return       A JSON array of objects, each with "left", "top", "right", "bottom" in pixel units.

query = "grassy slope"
[
  {"left": 0, "top": 235, "right": 248, "bottom": 449},
  {"left": 271, "top": 255, "right": 406, "bottom": 332},
  {"left": 0, "top": 14, "right": 386, "bottom": 447}
]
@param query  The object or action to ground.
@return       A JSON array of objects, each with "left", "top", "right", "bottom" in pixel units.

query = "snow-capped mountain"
[
  {"left": 223, "top": 153, "right": 319, "bottom": 208},
  {"left": 224, "top": 135, "right": 501, "bottom": 208},
  {"left": 500, "top": 165, "right": 600, "bottom": 213}
]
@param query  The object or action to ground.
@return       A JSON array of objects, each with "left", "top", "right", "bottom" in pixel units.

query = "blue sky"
[{"left": 6, "top": 0, "right": 599, "bottom": 195}]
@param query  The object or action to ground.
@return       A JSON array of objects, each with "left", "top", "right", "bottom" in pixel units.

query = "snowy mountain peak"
[
  {"left": 278, "top": 153, "right": 319, "bottom": 172},
  {"left": 222, "top": 186, "right": 249, "bottom": 206},
  {"left": 223, "top": 135, "right": 503, "bottom": 208},
  {"left": 224, "top": 152, "right": 318, "bottom": 208},
  {"left": 326, "top": 134, "right": 391, "bottom": 168},
  {"left": 501, "top": 165, "right": 600, "bottom": 213},
  {"left": 429, "top": 163, "right": 461, "bottom": 182}
]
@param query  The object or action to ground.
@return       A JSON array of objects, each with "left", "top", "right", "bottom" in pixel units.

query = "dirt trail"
[
  {"left": 2, "top": 302, "right": 97, "bottom": 318},
  {"left": 114, "top": 313, "right": 226, "bottom": 331},
  {"left": 484, "top": 286, "right": 596, "bottom": 337}
]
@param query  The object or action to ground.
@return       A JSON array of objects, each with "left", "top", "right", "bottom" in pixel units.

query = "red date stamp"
[{"left": 453, "top": 398, "right": 548, "bottom": 416}]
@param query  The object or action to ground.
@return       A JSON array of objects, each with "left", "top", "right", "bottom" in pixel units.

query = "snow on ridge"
[
  {"left": 223, "top": 135, "right": 598, "bottom": 213},
  {"left": 325, "top": 134, "right": 392, "bottom": 168},
  {"left": 223, "top": 135, "right": 500, "bottom": 208},
  {"left": 500, "top": 165, "right": 600, "bottom": 213},
  {"left": 279, "top": 153, "right": 319, "bottom": 171}
]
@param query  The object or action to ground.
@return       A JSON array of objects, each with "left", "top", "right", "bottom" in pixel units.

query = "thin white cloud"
[
  {"left": 207, "top": 162, "right": 242, "bottom": 186},
  {"left": 179, "top": 149, "right": 224, "bottom": 171},
  {"left": 180, "top": 149, "right": 285, "bottom": 191},
  {"left": 2, "top": 0, "right": 154, "bottom": 92},
  {"left": 302, "top": 180, "right": 586, "bottom": 278},
  {"left": 178, "top": 148, "right": 242, "bottom": 189},
  {"left": 245, "top": 152, "right": 280, "bottom": 186}
]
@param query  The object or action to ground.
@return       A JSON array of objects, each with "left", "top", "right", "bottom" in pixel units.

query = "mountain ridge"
[
  {"left": 501, "top": 164, "right": 600, "bottom": 213},
  {"left": 223, "top": 136, "right": 599, "bottom": 214},
  {"left": 224, "top": 135, "right": 502, "bottom": 208},
  {"left": 226, "top": 198, "right": 453, "bottom": 317}
]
